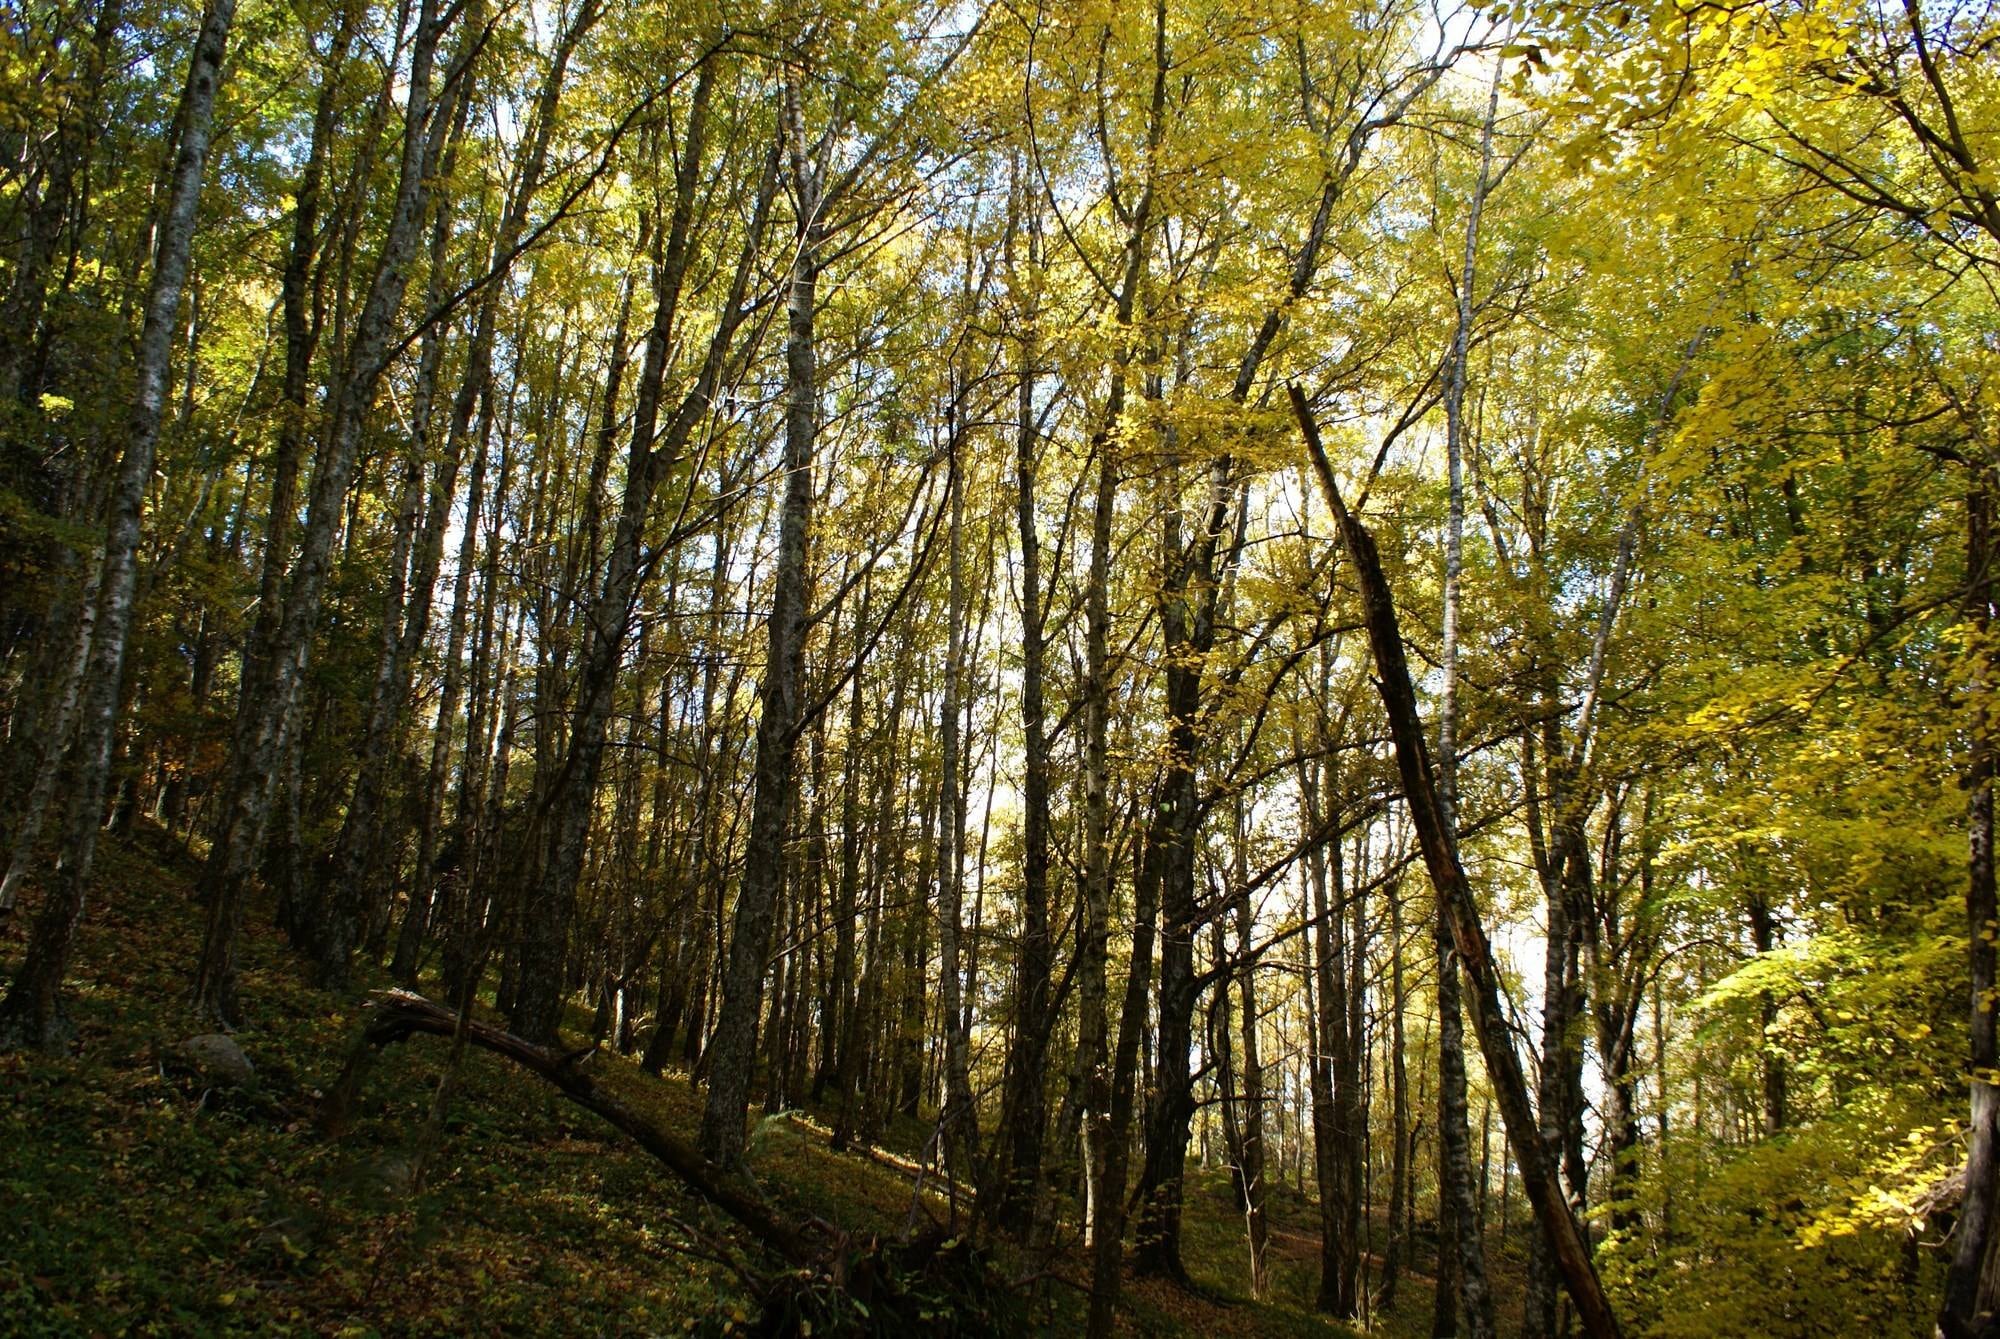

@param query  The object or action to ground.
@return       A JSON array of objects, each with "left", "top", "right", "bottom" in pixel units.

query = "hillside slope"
[{"left": 3, "top": 827, "right": 1457, "bottom": 1336}]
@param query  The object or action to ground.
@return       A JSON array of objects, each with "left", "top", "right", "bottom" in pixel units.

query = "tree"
[
  {"left": 190, "top": 0, "right": 468, "bottom": 1025},
  {"left": 1, "top": 0, "right": 237, "bottom": 1049}
]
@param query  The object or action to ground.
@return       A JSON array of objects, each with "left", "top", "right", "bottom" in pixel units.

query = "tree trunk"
[
  {"left": 1135, "top": 443, "right": 1234, "bottom": 1285},
  {"left": 934, "top": 448, "right": 977, "bottom": 1190},
  {"left": 1084, "top": 448, "right": 1131, "bottom": 1339},
  {"left": 1232, "top": 802, "right": 1270, "bottom": 1300},
  {"left": 1434, "top": 67, "right": 1499, "bottom": 1338},
  {"left": 0, "top": 0, "right": 237, "bottom": 1049},
  {"left": 191, "top": 0, "right": 454, "bottom": 1025},
  {"left": 327, "top": 990, "right": 815, "bottom": 1266},
  {"left": 998, "top": 296, "right": 1053, "bottom": 1226},
  {"left": 1086, "top": 5, "right": 1166, "bottom": 1317},
  {"left": 1942, "top": 473, "right": 2000, "bottom": 1339},
  {"left": 1434, "top": 921, "right": 1495, "bottom": 1339},
  {"left": 896, "top": 753, "right": 932, "bottom": 1124},
  {"left": 1747, "top": 890, "right": 1787, "bottom": 1136},
  {"left": 1304, "top": 763, "right": 1361, "bottom": 1318},
  {"left": 1295, "top": 387, "right": 1623, "bottom": 1339},
  {"left": 1382, "top": 875, "right": 1411, "bottom": 1310},
  {"left": 0, "top": 551, "right": 101, "bottom": 917},
  {"left": 823, "top": 620, "right": 881, "bottom": 1126},
  {"left": 698, "top": 101, "right": 816, "bottom": 1163},
  {"left": 1524, "top": 792, "right": 1589, "bottom": 1339}
]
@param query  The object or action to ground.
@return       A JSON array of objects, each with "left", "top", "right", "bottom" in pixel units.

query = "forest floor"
[{"left": 2, "top": 824, "right": 1520, "bottom": 1336}]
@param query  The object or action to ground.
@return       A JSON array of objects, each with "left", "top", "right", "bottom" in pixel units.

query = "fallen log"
[{"left": 320, "top": 988, "right": 814, "bottom": 1267}]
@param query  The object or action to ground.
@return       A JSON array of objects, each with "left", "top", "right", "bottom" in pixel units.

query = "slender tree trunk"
[
  {"left": 1942, "top": 473, "right": 2000, "bottom": 1339},
  {"left": 1434, "top": 67, "right": 1499, "bottom": 1339},
  {"left": 1746, "top": 890, "right": 1787, "bottom": 1135},
  {"left": 1, "top": 0, "right": 237, "bottom": 1048},
  {"left": 935, "top": 450, "right": 976, "bottom": 1188},
  {"left": 999, "top": 296, "right": 1053, "bottom": 1225},
  {"left": 898, "top": 772, "right": 933, "bottom": 1122},
  {"left": 1382, "top": 876, "right": 1411, "bottom": 1309},
  {"left": 324, "top": 39, "right": 516, "bottom": 972},
  {"left": 698, "top": 105, "right": 816, "bottom": 1164},
  {"left": 1208, "top": 902, "right": 1265, "bottom": 1299},
  {"left": 846, "top": 636, "right": 909, "bottom": 1143},
  {"left": 1587, "top": 792, "right": 1652, "bottom": 1239},
  {"left": 1349, "top": 828, "right": 1372, "bottom": 1318},
  {"left": 191, "top": 0, "right": 454, "bottom": 1025},
  {"left": 762, "top": 828, "right": 797, "bottom": 1113},
  {"left": 1232, "top": 801, "right": 1269, "bottom": 1301},
  {"left": 1084, "top": 447, "right": 1130, "bottom": 1339},
  {"left": 1083, "top": 4, "right": 1168, "bottom": 1313},
  {"left": 1305, "top": 762, "right": 1359, "bottom": 1318},
  {"left": 822, "top": 568, "right": 869, "bottom": 1122},
  {"left": 809, "top": 643, "right": 844, "bottom": 1101},
  {"left": 0, "top": 551, "right": 101, "bottom": 916},
  {"left": 432, "top": 429, "right": 511, "bottom": 998},
  {"left": 1524, "top": 807, "right": 1582, "bottom": 1339},
  {"left": 1480, "top": 1099, "right": 1493, "bottom": 1231},
  {"left": 1435, "top": 919, "right": 1494, "bottom": 1339}
]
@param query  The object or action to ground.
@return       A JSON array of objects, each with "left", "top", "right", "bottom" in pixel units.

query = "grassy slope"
[{"left": 1, "top": 828, "right": 1480, "bottom": 1336}]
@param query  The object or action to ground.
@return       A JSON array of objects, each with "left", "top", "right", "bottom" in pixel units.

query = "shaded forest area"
[{"left": 1, "top": 0, "right": 1997, "bottom": 1333}]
